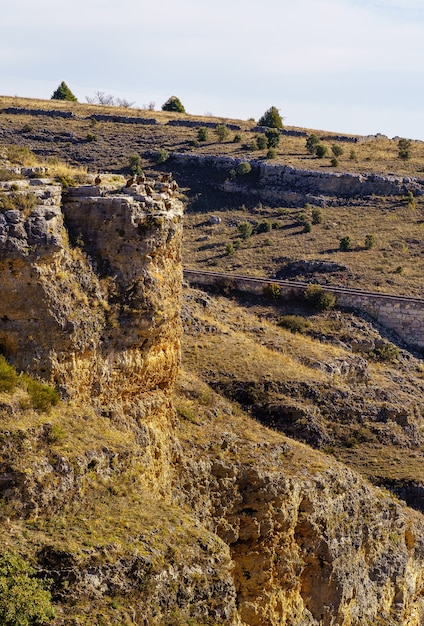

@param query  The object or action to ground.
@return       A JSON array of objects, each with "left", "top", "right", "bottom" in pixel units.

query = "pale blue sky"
[{"left": 2, "top": 0, "right": 424, "bottom": 139}]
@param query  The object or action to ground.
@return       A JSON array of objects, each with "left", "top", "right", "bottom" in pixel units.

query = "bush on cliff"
[
  {"left": 0, "top": 551, "right": 56, "bottom": 625},
  {"left": 0, "top": 356, "right": 18, "bottom": 393}
]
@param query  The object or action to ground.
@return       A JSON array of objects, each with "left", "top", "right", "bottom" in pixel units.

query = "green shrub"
[
  {"left": 407, "top": 190, "right": 416, "bottom": 210},
  {"left": 237, "top": 221, "right": 253, "bottom": 239},
  {"left": 162, "top": 96, "right": 185, "bottom": 113},
  {"left": 311, "top": 207, "right": 322, "bottom": 224},
  {"left": 197, "top": 127, "right": 209, "bottom": 142},
  {"left": 304, "top": 284, "right": 336, "bottom": 310},
  {"left": 364, "top": 234, "right": 376, "bottom": 249},
  {"left": 263, "top": 283, "right": 282, "bottom": 299},
  {"left": 349, "top": 149, "right": 357, "bottom": 160},
  {"left": 370, "top": 343, "right": 399, "bottom": 362},
  {"left": 0, "top": 551, "right": 55, "bottom": 625},
  {"left": 155, "top": 148, "right": 170, "bottom": 164},
  {"left": 225, "top": 242, "right": 235, "bottom": 255},
  {"left": 86, "top": 133, "right": 97, "bottom": 142},
  {"left": 266, "top": 148, "right": 277, "bottom": 159},
  {"left": 265, "top": 128, "right": 281, "bottom": 148},
  {"left": 398, "top": 138, "right": 412, "bottom": 160},
  {"left": 243, "top": 139, "right": 258, "bottom": 151},
  {"left": 256, "top": 135, "right": 268, "bottom": 150},
  {"left": 256, "top": 220, "right": 272, "bottom": 234},
  {"left": 339, "top": 235, "right": 352, "bottom": 251},
  {"left": 331, "top": 144, "right": 344, "bottom": 157},
  {"left": 315, "top": 143, "right": 328, "bottom": 158},
  {"left": 51, "top": 80, "right": 77, "bottom": 101},
  {"left": 128, "top": 154, "right": 142, "bottom": 175},
  {"left": 228, "top": 169, "right": 236, "bottom": 180},
  {"left": 303, "top": 220, "right": 312, "bottom": 233},
  {"left": 305, "top": 134, "right": 320, "bottom": 154},
  {"left": 236, "top": 162, "right": 252, "bottom": 176},
  {"left": 233, "top": 133, "right": 242, "bottom": 143},
  {"left": 215, "top": 124, "right": 230, "bottom": 142},
  {"left": 22, "top": 375, "right": 59, "bottom": 413},
  {"left": 258, "top": 106, "right": 283, "bottom": 129},
  {"left": 0, "top": 356, "right": 18, "bottom": 393},
  {"left": 330, "top": 157, "right": 338, "bottom": 167},
  {"left": 278, "top": 315, "right": 311, "bottom": 334},
  {"left": 21, "top": 124, "right": 33, "bottom": 134}
]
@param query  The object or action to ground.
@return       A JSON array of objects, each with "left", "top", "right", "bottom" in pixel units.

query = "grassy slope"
[{"left": 1, "top": 95, "right": 423, "bottom": 297}]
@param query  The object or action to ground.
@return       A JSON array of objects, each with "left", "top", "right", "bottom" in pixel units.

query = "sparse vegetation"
[
  {"left": 304, "top": 284, "right": 336, "bottom": 310},
  {"left": 278, "top": 315, "right": 311, "bottom": 334},
  {"left": 155, "top": 148, "right": 170, "bottom": 163}
]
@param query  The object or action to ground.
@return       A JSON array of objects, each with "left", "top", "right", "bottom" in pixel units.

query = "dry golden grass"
[
  {"left": 2, "top": 94, "right": 424, "bottom": 175},
  {"left": 182, "top": 199, "right": 424, "bottom": 297},
  {"left": 180, "top": 286, "right": 424, "bottom": 492}
]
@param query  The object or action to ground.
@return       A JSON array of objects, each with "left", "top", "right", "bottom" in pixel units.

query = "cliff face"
[
  {"left": 0, "top": 172, "right": 184, "bottom": 500},
  {"left": 1, "top": 165, "right": 424, "bottom": 625}
]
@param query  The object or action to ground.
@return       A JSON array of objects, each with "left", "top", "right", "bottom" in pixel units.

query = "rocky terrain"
[{"left": 0, "top": 100, "right": 424, "bottom": 625}]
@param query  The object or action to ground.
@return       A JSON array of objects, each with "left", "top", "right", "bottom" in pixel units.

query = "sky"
[{"left": 2, "top": 0, "right": 424, "bottom": 140}]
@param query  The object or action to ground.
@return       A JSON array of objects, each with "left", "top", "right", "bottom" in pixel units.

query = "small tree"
[
  {"left": 197, "top": 127, "right": 209, "bottom": 142},
  {"left": 129, "top": 154, "right": 143, "bottom": 175},
  {"left": 311, "top": 207, "right": 322, "bottom": 224},
  {"left": 305, "top": 134, "right": 320, "bottom": 154},
  {"left": 162, "top": 96, "right": 185, "bottom": 113},
  {"left": 398, "top": 138, "right": 412, "bottom": 160},
  {"left": 339, "top": 235, "right": 352, "bottom": 251},
  {"left": 258, "top": 106, "right": 283, "bottom": 129},
  {"left": 315, "top": 144, "right": 328, "bottom": 159},
  {"left": 51, "top": 81, "right": 77, "bottom": 101},
  {"left": 364, "top": 234, "right": 376, "bottom": 249},
  {"left": 265, "top": 128, "right": 281, "bottom": 148},
  {"left": 215, "top": 124, "right": 230, "bottom": 142},
  {"left": 331, "top": 144, "right": 344, "bottom": 157},
  {"left": 236, "top": 161, "right": 252, "bottom": 176},
  {"left": 237, "top": 221, "right": 253, "bottom": 239},
  {"left": 256, "top": 135, "right": 268, "bottom": 150}
]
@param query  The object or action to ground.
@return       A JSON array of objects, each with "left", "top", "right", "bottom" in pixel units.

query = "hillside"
[{"left": 0, "top": 97, "right": 424, "bottom": 625}]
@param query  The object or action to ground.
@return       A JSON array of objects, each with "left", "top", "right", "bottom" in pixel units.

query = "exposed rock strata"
[{"left": 1, "top": 167, "right": 424, "bottom": 625}]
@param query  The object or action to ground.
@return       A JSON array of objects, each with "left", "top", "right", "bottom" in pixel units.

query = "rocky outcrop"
[
  {"left": 1, "top": 164, "right": 424, "bottom": 625},
  {"left": 167, "top": 152, "right": 424, "bottom": 206},
  {"left": 180, "top": 445, "right": 424, "bottom": 626}
]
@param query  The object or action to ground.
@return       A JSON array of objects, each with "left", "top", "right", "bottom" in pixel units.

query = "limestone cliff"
[{"left": 0, "top": 164, "right": 424, "bottom": 625}]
